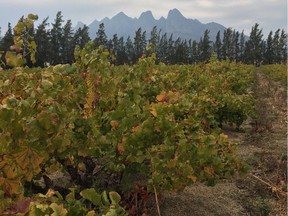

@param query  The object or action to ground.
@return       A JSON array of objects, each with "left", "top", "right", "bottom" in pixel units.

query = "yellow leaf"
[
  {"left": 78, "top": 162, "right": 86, "bottom": 172},
  {"left": 110, "top": 120, "right": 119, "bottom": 130},
  {"left": 219, "top": 133, "right": 228, "bottom": 140},
  {"left": 50, "top": 203, "right": 68, "bottom": 216},
  {"left": 167, "top": 90, "right": 180, "bottom": 103},
  {"left": 46, "top": 189, "right": 56, "bottom": 198},
  {"left": 204, "top": 167, "right": 215, "bottom": 176},
  {"left": 86, "top": 210, "right": 96, "bottom": 216},
  {"left": 149, "top": 105, "right": 157, "bottom": 117},
  {"left": 156, "top": 92, "right": 167, "bottom": 102},
  {"left": 187, "top": 175, "right": 197, "bottom": 183}
]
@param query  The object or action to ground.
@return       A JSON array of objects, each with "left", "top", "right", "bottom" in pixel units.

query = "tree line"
[{"left": 0, "top": 11, "right": 287, "bottom": 68}]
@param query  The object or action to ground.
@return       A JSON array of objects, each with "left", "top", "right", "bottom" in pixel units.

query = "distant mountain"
[
  {"left": 74, "top": 9, "right": 226, "bottom": 42},
  {"left": 74, "top": 21, "right": 85, "bottom": 30}
]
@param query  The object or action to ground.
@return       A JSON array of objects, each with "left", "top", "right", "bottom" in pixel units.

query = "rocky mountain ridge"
[{"left": 74, "top": 8, "right": 226, "bottom": 42}]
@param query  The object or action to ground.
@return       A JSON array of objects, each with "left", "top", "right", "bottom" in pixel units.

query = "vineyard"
[
  {"left": 0, "top": 36, "right": 265, "bottom": 215},
  {"left": 260, "top": 64, "right": 287, "bottom": 88}
]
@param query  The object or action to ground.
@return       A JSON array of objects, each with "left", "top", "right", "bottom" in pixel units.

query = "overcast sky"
[{"left": 0, "top": 0, "right": 287, "bottom": 38}]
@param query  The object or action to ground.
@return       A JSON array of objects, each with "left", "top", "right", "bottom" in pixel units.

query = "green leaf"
[
  {"left": 86, "top": 210, "right": 96, "bottom": 216},
  {"left": 65, "top": 188, "right": 75, "bottom": 203},
  {"left": 13, "top": 22, "right": 25, "bottom": 34},
  {"left": 109, "top": 192, "right": 121, "bottom": 205},
  {"left": 29, "top": 41, "right": 37, "bottom": 63},
  {"left": 80, "top": 188, "right": 102, "bottom": 206},
  {"left": 101, "top": 191, "right": 110, "bottom": 206},
  {"left": 50, "top": 203, "right": 68, "bottom": 216},
  {"left": 5, "top": 51, "right": 25, "bottom": 67},
  {"left": 103, "top": 209, "right": 117, "bottom": 216},
  {"left": 28, "top": 204, "right": 48, "bottom": 215},
  {"left": 41, "top": 79, "right": 53, "bottom": 89},
  {"left": 28, "top": 14, "right": 38, "bottom": 20}
]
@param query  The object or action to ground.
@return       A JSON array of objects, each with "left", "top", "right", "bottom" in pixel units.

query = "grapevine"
[{"left": 0, "top": 42, "right": 255, "bottom": 215}]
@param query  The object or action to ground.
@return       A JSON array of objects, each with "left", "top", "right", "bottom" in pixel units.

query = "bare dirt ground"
[{"left": 149, "top": 68, "right": 287, "bottom": 216}]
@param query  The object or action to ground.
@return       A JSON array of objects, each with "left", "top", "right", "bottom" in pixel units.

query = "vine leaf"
[
  {"left": 50, "top": 203, "right": 68, "bottom": 216},
  {"left": 149, "top": 105, "right": 157, "bottom": 117},
  {"left": 13, "top": 146, "right": 45, "bottom": 181},
  {"left": 0, "top": 155, "right": 20, "bottom": 179},
  {"left": 86, "top": 210, "right": 96, "bottom": 216},
  {"left": 187, "top": 175, "right": 197, "bottom": 183},
  {"left": 5, "top": 51, "right": 25, "bottom": 67},
  {"left": 109, "top": 191, "right": 121, "bottom": 205},
  {"left": 204, "top": 167, "right": 215, "bottom": 176},
  {"left": 80, "top": 188, "right": 102, "bottom": 206},
  {"left": 0, "top": 177, "right": 22, "bottom": 197},
  {"left": 14, "top": 146, "right": 44, "bottom": 170}
]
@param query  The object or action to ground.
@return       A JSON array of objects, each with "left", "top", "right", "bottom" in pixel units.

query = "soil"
[{"left": 149, "top": 68, "right": 287, "bottom": 216}]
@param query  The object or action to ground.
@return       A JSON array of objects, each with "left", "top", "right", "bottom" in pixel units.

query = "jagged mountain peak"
[
  {"left": 80, "top": 9, "right": 227, "bottom": 42},
  {"left": 167, "top": 8, "right": 185, "bottom": 20},
  {"left": 139, "top": 10, "right": 155, "bottom": 20},
  {"left": 113, "top": 11, "right": 129, "bottom": 19},
  {"left": 74, "top": 21, "right": 85, "bottom": 30}
]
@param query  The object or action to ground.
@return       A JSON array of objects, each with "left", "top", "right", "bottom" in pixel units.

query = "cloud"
[{"left": 0, "top": 0, "right": 286, "bottom": 38}]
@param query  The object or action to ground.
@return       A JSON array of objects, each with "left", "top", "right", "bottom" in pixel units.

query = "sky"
[{"left": 0, "top": 0, "right": 287, "bottom": 39}]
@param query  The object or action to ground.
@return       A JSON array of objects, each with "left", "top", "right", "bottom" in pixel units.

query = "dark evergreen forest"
[{"left": 0, "top": 11, "right": 287, "bottom": 68}]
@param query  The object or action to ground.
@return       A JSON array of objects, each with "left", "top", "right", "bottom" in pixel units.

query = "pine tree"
[
  {"left": 279, "top": 29, "right": 287, "bottom": 63},
  {"left": 272, "top": 29, "right": 281, "bottom": 63},
  {"left": 73, "top": 25, "right": 91, "bottom": 48},
  {"left": 233, "top": 30, "right": 240, "bottom": 62},
  {"left": 245, "top": 23, "right": 263, "bottom": 66},
  {"left": 35, "top": 17, "right": 51, "bottom": 67},
  {"left": 116, "top": 36, "right": 127, "bottom": 65},
  {"left": 167, "top": 34, "right": 175, "bottom": 64},
  {"left": 176, "top": 39, "right": 189, "bottom": 64},
  {"left": 158, "top": 33, "right": 168, "bottom": 63},
  {"left": 0, "top": 23, "right": 14, "bottom": 68},
  {"left": 191, "top": 40, "right": 198, "bottom": 64},
  {"left": 62, "top": 19, "right": 74, "bottom": 64},
  {"left": 149, "top": 26, "right": 160, "bottom": 54},
  {"left": 214, "top": 30, "right": 222, "bottom": 60},
  {"left": 50, "top": 11, "right": 64, "bottom": 65},
  {"left": 109, "top": 34, "right": 118, "bottom": 63},
  {"left": 264, "top": 31, "right": 274, "bottom": 64},
  {"left": 197, "top": 38, "right": 203, "bottom": 62},
  {"left": 222, "top": 28, "right": 233, "bottom": 61},
  {"left": 0, "top": 23, "right": 13, "bottom": 51},
  {"left": 94, "top": 23, "right": 107, "bottom": 48},
  {"left": 239, "top": 31, "right": 245, "bottom": 62},
  {"left": 134, "top": 28, "right": 144, "bottom": 62},
  {"left": 106, "top": 38, "right": 113, "bottom": 62},
  {"left": 125, "top": 36, "right": 134, "bottom": 64},
  {"left": 141, "top": 30, "right": 147, "bottom": 56},
  {"left": 200, "top": 29, "right": 211, "bottom": 62}
]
